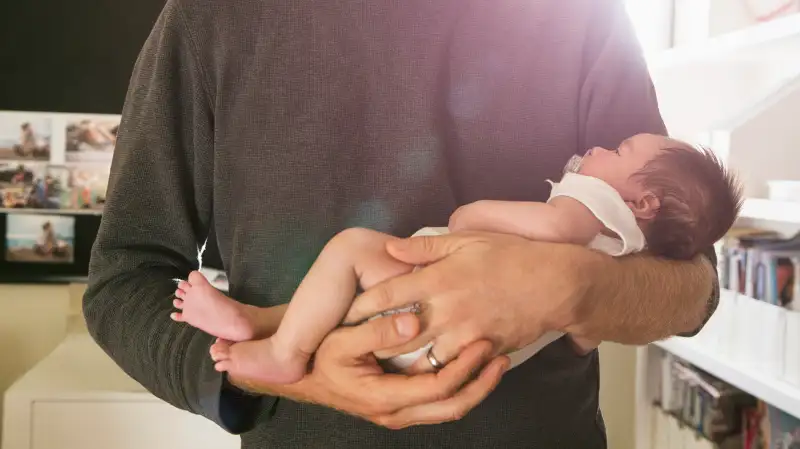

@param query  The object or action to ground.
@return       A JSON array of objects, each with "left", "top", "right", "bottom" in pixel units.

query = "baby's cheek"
[
  {"left": 580, "top": 161, "right": 622, "bottom": 185},
  {"left": 576, "top": 160, "right": 598, "bottom": 177}
]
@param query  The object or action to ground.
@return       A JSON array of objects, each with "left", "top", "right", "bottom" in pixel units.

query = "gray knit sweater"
[{"left": 83, "top": 0, "right": 717, "bottom": 447}]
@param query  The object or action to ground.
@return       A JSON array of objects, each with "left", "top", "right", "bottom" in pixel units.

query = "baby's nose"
[{"left": 586, "top": 146, "right": 603, "bottom": 156}]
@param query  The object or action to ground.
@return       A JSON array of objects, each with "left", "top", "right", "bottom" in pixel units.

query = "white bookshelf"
[
  {"left": 636, "top": 289, "right": 800, "bottom": 448},
  {"left": 650, "top": 13, "right": 800, "bottom": 145},
  {"left": 636, "top": 14, "right": 800, "bottom": 444},
  {"left": 740, "top": 198, "right": 800, "bottom": 224},
  {"left": 653, "top": 337, "right": 800, "bottom": 419}
]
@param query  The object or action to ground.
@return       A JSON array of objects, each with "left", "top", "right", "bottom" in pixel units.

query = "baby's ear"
[{"left": 628, "top": 192, "right": 660, "bottom": 220}]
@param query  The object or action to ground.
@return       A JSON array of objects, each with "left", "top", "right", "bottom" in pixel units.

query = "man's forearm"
[{"left": 564, "top": 250, "right": 717, "bottom": 345}]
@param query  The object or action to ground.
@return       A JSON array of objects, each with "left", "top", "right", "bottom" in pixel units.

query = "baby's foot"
[
  {"left": 171, "top": 271, "right": 257, "bottom": 342},
  {"left": 209, "top": 336, "right": 309, "bottom": 385}
]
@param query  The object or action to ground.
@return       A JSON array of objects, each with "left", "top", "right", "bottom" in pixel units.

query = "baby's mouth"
[{"left": 563, "top": 154, "right": 583, "bottom": 174}]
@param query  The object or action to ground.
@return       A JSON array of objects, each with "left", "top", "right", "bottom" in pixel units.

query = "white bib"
[{"left": 547, "top": 173, "right": 645, "bottom": 256}]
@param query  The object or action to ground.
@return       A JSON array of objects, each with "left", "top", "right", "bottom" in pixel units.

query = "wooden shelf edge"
[{"left": 739, "top": 198, "right": 800, "bottom": 223}]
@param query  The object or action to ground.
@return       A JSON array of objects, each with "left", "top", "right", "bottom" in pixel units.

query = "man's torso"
[{"left": 190, "top": 0, "right": 607, "bottom": 446}]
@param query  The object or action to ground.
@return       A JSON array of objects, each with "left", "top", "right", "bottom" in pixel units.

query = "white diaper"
[{"left": 379, "top": 174, "right": 645, "bottom": 371}]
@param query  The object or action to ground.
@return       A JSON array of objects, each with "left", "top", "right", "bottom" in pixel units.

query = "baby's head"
[{"left": 577, "top": 133, "right": 742, "bottom": 260}]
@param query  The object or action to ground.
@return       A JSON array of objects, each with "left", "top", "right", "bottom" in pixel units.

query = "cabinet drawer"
[{"left": 31, "top": 400, "right": 240, "bottom": 449}]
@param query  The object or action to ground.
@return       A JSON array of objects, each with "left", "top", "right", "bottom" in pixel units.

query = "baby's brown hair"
[{"left": 633, "top": 140, "right": 742, "bottom": 260}]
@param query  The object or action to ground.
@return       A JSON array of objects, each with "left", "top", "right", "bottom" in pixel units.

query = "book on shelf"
[
  {"left": 654, "top": 350, "right": 800, "bottom": 448},
  {"left": 721, "top": 227, "right": 800, "bottom": 308}
]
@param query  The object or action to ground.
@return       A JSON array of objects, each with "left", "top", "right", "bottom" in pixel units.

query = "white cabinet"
[
  {"left": 2, "top": 333, "right": 240, "bottom": 449},
  {"left": 29, "top": 402, "right": 237, "bottom": 449}
]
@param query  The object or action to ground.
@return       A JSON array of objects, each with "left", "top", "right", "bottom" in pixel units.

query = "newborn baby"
[{"left": 171, "top": 133, "right": 742, "bottom": 384}]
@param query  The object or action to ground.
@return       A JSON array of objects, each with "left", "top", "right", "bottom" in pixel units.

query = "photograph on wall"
[
  {"left": 42, "top": 165, "right": 72, "bottom": 209},
  {"left": 65, "top": 116, "right": 119, "bottom": 162},
  {"left": 5, "top": 213, "right": 75, "bottom": 263},
  {"left": 0, "top": 115, "right": 51, "bottom": 161},
  {"left": 0, "top": 162, "right": 70, "bottom": 210},
  {"left": 0, "top": 162, "right": 46, "bottom": 208},
  {"left": 67, "top": 164, "right": 109, "bottom": 210}
]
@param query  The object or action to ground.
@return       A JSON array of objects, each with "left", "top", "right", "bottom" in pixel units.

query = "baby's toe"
[
  {"left": 210, "top": 342, "right": 231, "bottom": 361},
  {"left": 188, "top": 271, "right": 210, "bottom": 287},
  {"left": 214, "top": 361, "right": 232, "bottom": 372}
]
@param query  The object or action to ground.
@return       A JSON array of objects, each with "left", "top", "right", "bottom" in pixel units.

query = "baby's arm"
[{"left": 449, "top": 198, "right": 604, "bottom": 246}]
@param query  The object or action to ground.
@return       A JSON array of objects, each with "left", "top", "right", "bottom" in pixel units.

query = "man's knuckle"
[
  {"left": 330, "top": 228, "right": 362, "bottom": 249},
  {"left": 373, "top": 415, "right": 400, "bottom": 429},
  {"left": 378, "top": 284, "right": 395, "bottom": 307},
  {"left": 432, "top": 383, "right": 457, "bottom": 402},
  {"left": 461, "top": 326, "right": 482, "bottom": 345},
  {"left": 421, "top": 236, "right": 438, "bottom": 253},
  {"left": 421, "top": 268, "right": 450, "bottom": 295},
  {"left": 449, "top": 407, "right": 468, "bottom": 422},
  {"left": 374, "top": 320, "right": 396, "bottom": 346}
]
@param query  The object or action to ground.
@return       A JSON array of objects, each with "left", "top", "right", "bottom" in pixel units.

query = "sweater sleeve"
[
  {"left": 82, "top": 0, "right": 265, "bottom": 433},
  {"left": 577, "top": 0, "right": 720, "bottom": 336}
]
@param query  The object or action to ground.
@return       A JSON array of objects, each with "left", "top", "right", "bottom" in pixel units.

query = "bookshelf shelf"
[
  {"left": 0, "top": 207, "right": 102, "bottom": 216},
  {"left": 654, "top": 337, "right": 800, "bottom": 420},
  {"left": 648, "top": 13, "right": 800, "bottom": 69},
  {"left": 740, "top": 198, "right": 800, "bottom": 223}
]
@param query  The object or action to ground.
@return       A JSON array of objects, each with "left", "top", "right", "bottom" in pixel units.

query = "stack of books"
[
  {"left": 659, "top": 353, "right": 757, "bottom": 448},
  {"left": 719, "top": 228, "right": 800, "bottom": 308},
  {"left": 657, "top": 351, "right": 800, "bottom": 448}
]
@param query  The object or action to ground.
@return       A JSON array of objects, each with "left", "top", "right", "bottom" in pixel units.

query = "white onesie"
[{"left": 379, "top": 173, "right": 646, "bottom": 372}]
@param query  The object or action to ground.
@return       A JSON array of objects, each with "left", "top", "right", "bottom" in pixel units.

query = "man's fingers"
[
  {"left": 385, "top": 233, "right": 473, "bottom": 266},
  {"left": 380, "top": 324, "right": 475, "bottom": 366},
  {"left": 377, "top": 355, "right": 509, "bottom": 429},
  {"left": 374, "top": 340, "right": 495, "bottom": 411},
  {"left": 372, "top": 334, "right": 435, "bottom": 361},
  {"left": 343, "top": 270, "right": 429, "bottom": 324},
  {"left": 327, "top": 313, "right": 420, "bottom": 361}
]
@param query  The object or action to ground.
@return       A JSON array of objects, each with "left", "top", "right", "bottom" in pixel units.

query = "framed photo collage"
[{"left": 0, "top": 110, "right": 117, "bottom": 281}]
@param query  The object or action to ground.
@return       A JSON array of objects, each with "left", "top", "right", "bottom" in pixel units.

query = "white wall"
[
  {"left": 599, "top": 343, "right": 637, "bottom": 449},
  {"left": 653, "top": 62, "right": 780, "bottom": 139},
  {"left": 625, "top": 0, "right": 674, "bottom": 54},
  {"left": 726, "top": 77, "right": 800, "bottom": 197},
  {"left": 0, "top": 284, "right": 80, "bottom": 442}
]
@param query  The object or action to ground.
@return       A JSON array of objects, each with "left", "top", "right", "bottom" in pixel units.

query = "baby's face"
[{"left": 576, "top": 133, "right": 666, "bottom": 202}]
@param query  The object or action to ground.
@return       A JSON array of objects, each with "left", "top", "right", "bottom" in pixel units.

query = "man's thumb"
[
  {"left": 340, "top": 313, "right": 421, "bottom": 359},
  {"left": 386, "top": 235, "right": 453, "bottom": 265}
]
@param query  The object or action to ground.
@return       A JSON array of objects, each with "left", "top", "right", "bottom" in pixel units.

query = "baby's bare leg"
[{"left": 213, "top": 228, "right": 414, "bottom": 384}]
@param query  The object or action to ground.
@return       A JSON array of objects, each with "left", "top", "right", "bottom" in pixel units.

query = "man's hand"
[
  {"left": 222, "top": 313, "right": 509, "bottom": 429},
  {"left": 344, "top": 231, "right": 594, "bottom": 365},
  {"left": 345, "top": 230, "right": 715, "bottom": 364}
]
